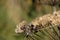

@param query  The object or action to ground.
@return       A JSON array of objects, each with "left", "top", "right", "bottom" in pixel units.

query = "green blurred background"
[{"left": 0, "top": 0, "right": 60, "bottom": 40}]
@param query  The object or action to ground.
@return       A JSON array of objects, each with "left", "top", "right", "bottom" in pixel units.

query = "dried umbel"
[{"left": 15, "top": 11, "right": 60, "bottom": 39}]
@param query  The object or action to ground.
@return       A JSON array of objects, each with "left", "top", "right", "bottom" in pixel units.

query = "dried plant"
[
  {"left": 15, "top": 0, "right": 60, "bottom": 40},
  {"left": 15, "top": 11, "right": 60, "bottom": 40}
]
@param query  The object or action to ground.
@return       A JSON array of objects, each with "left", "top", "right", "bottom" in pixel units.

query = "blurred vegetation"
[{"left": 0, "top": 0, "right": 60, "bottom": 40}]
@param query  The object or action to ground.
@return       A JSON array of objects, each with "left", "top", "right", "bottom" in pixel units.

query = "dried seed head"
[{"left": 15, "top": 21, "right": 27, "bottom": 34}]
